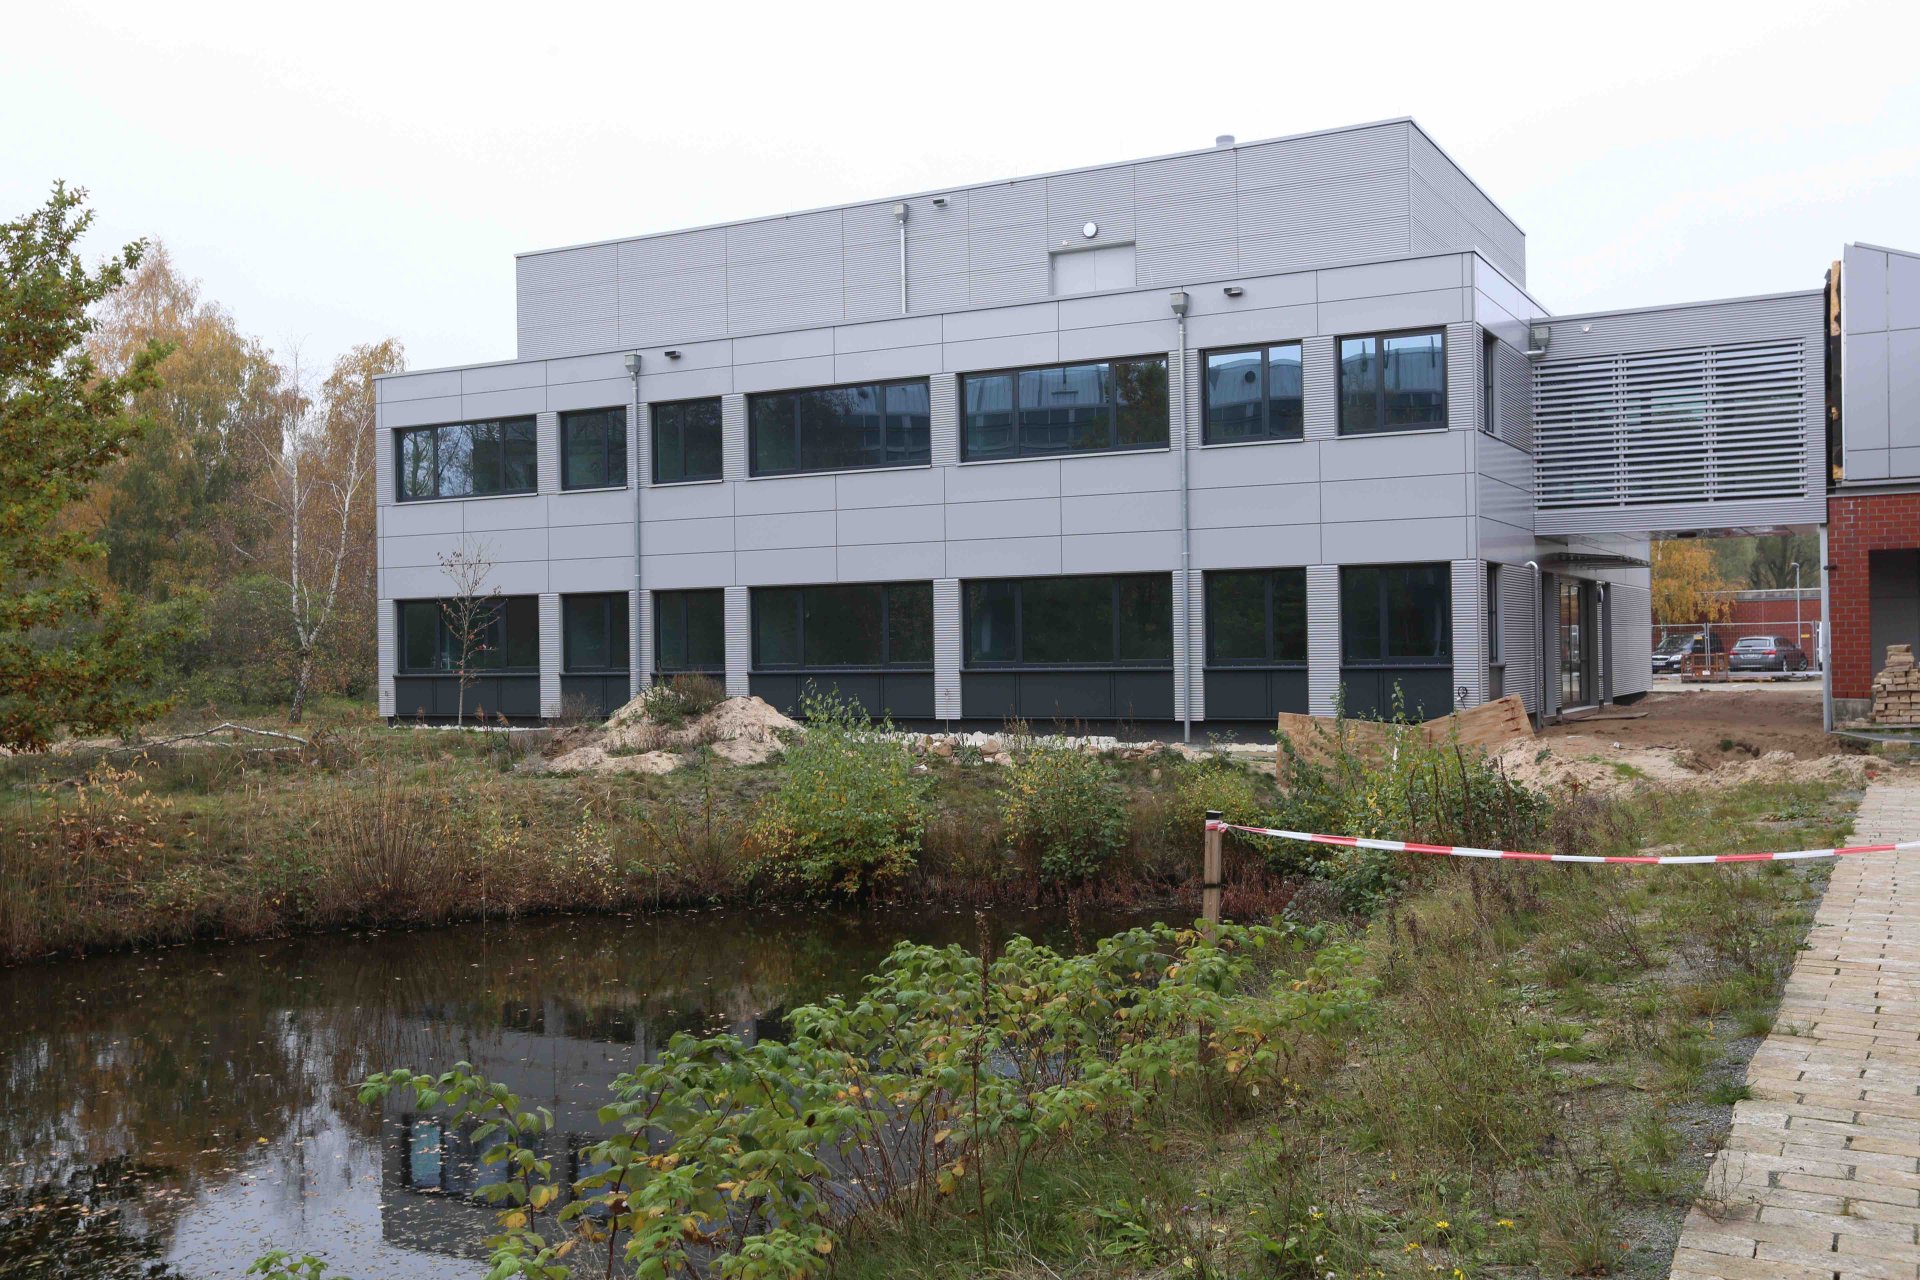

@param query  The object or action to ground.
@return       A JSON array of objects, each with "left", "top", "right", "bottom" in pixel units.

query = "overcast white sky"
[{"left": 5, "top": 0, "right": 1917, "bottom": 374}]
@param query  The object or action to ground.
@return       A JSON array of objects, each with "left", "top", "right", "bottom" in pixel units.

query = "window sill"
[
  {"left": 956, "top": 445, "right": 1170, "bottom": 468},
  {"left": 392, "top": 491, "right": 540, "bottom": 507},
  {"left": 558, "top": 484, "right": 630, "bottom": 495},
  {"left": 1197, "top": 436, "right": 1306, "bottom": 451},
  {"left": 1205, "top": 662, "right": 1309, "bottom": 670},
  {"left": 752, "top": 666, "right": 935, "bottom": 674},
  {"left": 649, "top": 477, "right": 724, "bottom": 488},
  {"left": 747, "top": 462, "right": 933, "bottom": 481},
  {"left": 964, "top": 664, "right": 1175, "bottom": 673},
  {"left": 1333, "top": 425, "right": 1451, "bottom": 440},
  {"left": 563, "top": 669, "right": 632, "bottom": 677},
  {"left": 395, "top": 671, "right": 541, "bottom": 678},
  {"left": 1338, "top": 660, "right": 1453, "bottom": 669}
]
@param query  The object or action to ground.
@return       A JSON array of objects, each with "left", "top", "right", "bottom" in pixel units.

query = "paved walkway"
[{"left": 1673, "top": 772, "right": 1920, "bottom": 1280}]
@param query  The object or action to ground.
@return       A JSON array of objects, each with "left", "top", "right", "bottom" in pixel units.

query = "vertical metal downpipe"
[
  {"left": 1820, "top": 525, "right": 1834, "bottom": 732},
  {"left": 629, "top": 357, "right": 644, "bottom": 691},
  {"left": 1525, "top": 559, "right": 1544, "bottom": 723},
  {"left": 1173, "top": 291, "right": 1192, "bottom": 743}
]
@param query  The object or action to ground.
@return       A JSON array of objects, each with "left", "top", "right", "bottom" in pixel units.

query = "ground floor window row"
[{"left": 394, "top": 564, "right": 1467, "bottom": 723}]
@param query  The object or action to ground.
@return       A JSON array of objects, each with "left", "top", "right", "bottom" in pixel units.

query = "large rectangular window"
[
  {"left": 396, "top": 596, "right": 540, "bottom": 672},
  {"left": 1206, "top": 569, "right": 1307, "bottom": 664},
  {"left": 562, "top": 593, "right": 630, "bottom": 673},
  {"left": 748, "top": 380, "right": 930, "bottom": 476},
  {"left": 1340, "top": 564, "right": 1451, "bottom": 663},
  {"left": 653, "top": 590, "right": 725, "bottom": 672},
  {"left": 651, "top": 398, "right": 723, "bottom": 484},
  {"left": 963, "top": 575, "right": 1172, "bottom": 667},
  {"left": 752, "top": 582, "right": 933, "bottom": 668},
  {"left": 1203, "top": 344, "right": 1303, "bottom": 444},
  {"left": 560, "top": 408, "right": 627, "bottom": 490},
  {"left": 395, "top": 419, "right": 537, "bottom": 500},
  {"left": 961, "top": 356, "right": 1168, "bottom": 461},
  {"left": 1338, "top": 330, "right": 1446, "bottom": 435}
]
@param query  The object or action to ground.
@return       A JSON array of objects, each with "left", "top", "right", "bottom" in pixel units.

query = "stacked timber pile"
[
  {"left": 1872, "top": 644, "right": 1920, "bottom": 725},
  {"left": 1274, "top": 694, "right": 1534, "bottom": 768}
]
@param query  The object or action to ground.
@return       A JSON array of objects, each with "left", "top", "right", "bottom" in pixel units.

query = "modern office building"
[{"left": 373, "top": 118, "right": 1908, "bottom": 732}]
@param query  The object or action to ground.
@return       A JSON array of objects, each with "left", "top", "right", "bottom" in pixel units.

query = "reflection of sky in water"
[{"left": 0, "top": 903, "right": 1169, "bottom": 1279}]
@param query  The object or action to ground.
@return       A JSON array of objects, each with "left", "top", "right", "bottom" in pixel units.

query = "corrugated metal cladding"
[
  {"left": 1610, "top": 583, "right": 1652, "bottom": 698},
  {"left": 933, "top": 578, "right": 961, "bottom": 719},
  {"left": 1306, "top": 565, "right": 1340, "bottom": 715},
  {"left": 1183, "top": 570, "right": 1206, "bottom": 721},
  {"left": 514, "top": 121, "right": 1526, "bottom": 360},
  {"left": 536, "top": 412, "right": 560, "bottom": 494},
  {"left": 376, "top": 606, "right": 395, "bottom": 717},
  {"left": 1301, "top": 337, "right": 1335, "bottom": 441},
  {"left": 721, "top": 396, "right": 748, "bottom": 482},
  {"left": 930, "top": 376, "right": 960, "bottom": 468},
  {"left": 1492, "top": 342, "right": 1532, "bottom": 451},
  {"left": 1450, "top": 559, "right": 1486, "bottom": 707},
  {"left": 630, "top": 590, "right": 645, "bottom": 696},
  {"left": 723, "top": 586, "right": 750, "bottom": 697},
  {"left": 539, "top": 594, "right": 562, "bottom": 716},
  {"left": 1495, "top": 562, "right": 1539, "bottom": 715},
  {"left": 1536, "top": 340, "right": 1811, "bottom": 509}
]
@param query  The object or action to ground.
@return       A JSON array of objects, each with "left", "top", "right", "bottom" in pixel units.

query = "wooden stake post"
[{"left": 1202, "top": 810, "right": 1223, "bottom": 923}]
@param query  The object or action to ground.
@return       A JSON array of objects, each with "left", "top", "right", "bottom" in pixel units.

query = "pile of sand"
[
  {"left": 543, "top": 695, "right": 799, "bottom": 775},
  {"left": 1494, "top": 738, "right": 1871, "bottom": 796}
]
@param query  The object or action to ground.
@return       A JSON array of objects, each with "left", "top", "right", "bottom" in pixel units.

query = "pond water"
[{"left": 0, "top": 903, "right": 1171, "bottom": 1279}]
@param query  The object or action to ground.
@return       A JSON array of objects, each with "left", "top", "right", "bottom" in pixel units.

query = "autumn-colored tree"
[
  {"left": 1650, "top": 538, "right": 1734, "bottom": 626},
  {"left": 243, "top": 339, "right": 403, "bottom": 721},
  {"left": 84, "top": 243, "right": 281, "bottom": 598},
  {"left": 0, "top": 184, "right": 184, "bottom": 750}
]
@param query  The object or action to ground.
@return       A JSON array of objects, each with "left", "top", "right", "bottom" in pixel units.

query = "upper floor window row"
[
  {"left": 396, "top": 418, "right": 536, "bottom": 501},
  {"left": 1339, "top": 329, "right": 1446, "bottom": 436},
  {"left": 748, "top": 379, "right": 930, "bottom": 477},
  {"left": 652, "top": 398, "right": 723, "bottom": 485},
  {"left": 1204, "top": 344, "right": 1303, "bottom": 444},
  {"left": 961, "top": 356, "right": 1167, "bottom": 462},
  {"left": 561, "top": 408, "right": 627, "bottom": 491}
]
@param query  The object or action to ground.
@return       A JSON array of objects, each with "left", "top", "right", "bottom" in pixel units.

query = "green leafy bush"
[
  {"left": 747, "top": 689, "right": 923, "bottom": 895},
  {"left": 629, "top": 672, "right": 725, "bottom": 729},
  {"left": 1160, "top": 753, "right": 1274, "bottom": 844},
  {"left": 1001, "top": 745, "right": 1129, "bottom": 884}
]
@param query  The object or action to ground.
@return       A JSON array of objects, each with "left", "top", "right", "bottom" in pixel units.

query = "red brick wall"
[{"left": 1829, "top": 492, "right": 1920, "bottom": 699}]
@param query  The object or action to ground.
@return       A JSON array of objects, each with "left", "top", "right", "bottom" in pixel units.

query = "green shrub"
[
  {"left": 1001, "top": 745, "right": 1128, "bottom": 884},
  {"left": 630, "top": 672, "right": 725, "bottom": 728},
  {"left": 747, "top": 690, "right": 923, "bottom": 895},
  {"left": 1160, "top": 753, "right": 1274, "bottom": 846}
]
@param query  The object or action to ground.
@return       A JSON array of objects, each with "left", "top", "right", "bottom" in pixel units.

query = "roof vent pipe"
[{"left": 1214, "top": 134, "right": 1235, "bottom": 148}]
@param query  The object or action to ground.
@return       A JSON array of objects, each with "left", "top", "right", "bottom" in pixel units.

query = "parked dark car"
[
  {"left": 1728, "top": 634, "right": 1811, "bottom": 672},
  {"left": 1652, "top": 632, "right": 1727, "bottom": 673}
]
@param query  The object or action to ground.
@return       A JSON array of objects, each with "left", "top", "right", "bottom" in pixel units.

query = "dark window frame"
[
  {"left": 652, "top": 589, "right": 726, "bottom": 673},
  {"left": 1486, "top": 565, "right": 1501, "bottom": 663},
  {"left": 1201, "top": 343, "right": 1305, "bottom": 445},
  {"left": 959, "top": 354, "right": 1170, "bottom": 461},
  {"left": 963, "top": 574, "right": 1174, "bottom": 669},
  {"left": 1338, "top": 563, "right": 1452, "bottom": 666},
  {"left": 1336, "top": 327, "right": 1448, "bottom": 437},
  {"left": 559, "top": 407, "right": 628, "bottom": 491},
  {"left": 561, "top": 592, "right": 630, "bottom": 674},
  {"left": 393, "top": 418, "right": 538, "bottom": 501},
  {"left": 747, "top": 378, "right": 931, "bottom": 478},
  {"left": 1480, "top": 331, "right": 1498, "bottom": 437},
  {"left": 1204, "top": 568, "right": 1308, "bottom": 667},
  {"left": 751, "top": 582, "right": 934, "bottom": 670},
  {"left": 395, "top": 596, "right": 541, "bottom": 674},
  {"left": 650, "top": 397, "right": 724, "bottom": 485}
]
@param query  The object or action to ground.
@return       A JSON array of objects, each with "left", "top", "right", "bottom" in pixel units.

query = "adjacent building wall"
[{"left": 1838, "top": 242, "right": 1920, "bottom": 484}]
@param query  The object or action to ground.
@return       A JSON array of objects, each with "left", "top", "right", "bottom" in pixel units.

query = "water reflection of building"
[{"left": 374, "top": 999, "right": 784, "bottom": 1261}]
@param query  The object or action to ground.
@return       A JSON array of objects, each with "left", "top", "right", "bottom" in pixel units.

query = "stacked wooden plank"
[{"left": 1872, "top": 644, "right": 1920, "bottom": 725}]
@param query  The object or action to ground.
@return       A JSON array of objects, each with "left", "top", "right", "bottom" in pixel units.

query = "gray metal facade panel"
[
  {"left": 1306, "top": 565, "right": 1339, "bottom": 715},
  {"left": 536, "top": 411, "right": 560, "bottom": 494},
  {"left": 633, "top": 588, "right": 648, "bottom": 693},
  {"left": 513, "top": 123, "right": 1524, "bottom": 361},
  {"left": 539, "top": 593, "right": 562, "bottom": 716},
  {"left": 1493, "top": 341, "right": 1533, "bottom": 451},
  {"left": 721, "top": 395, "right": 747, "bottom": 482},
  {"left": 1537, "top": 293, "right": 1821, "bottom": 360},
  {"left": 1840, "top": 242, "right": 1920, "bottom": 484},
  {"left": 934, "top": 577, "right": 961, "bottom": 720},
  {"left": 1446, "top": 321, "right": 1478, "bottom": 434},
  {"left": 377, "top": 601, "right": 395, "bottom": 717},
  {"left": 1171, "top": 568, "right": 1190, "bottom": 722},
  {"left": 1301, "top": 336, "right": 1336, "bottom": 440},
  {"left": 930, "top": 373, "right": 960, "bottom": 467},
  {"left": 1184, "top": 569, "right": 1205, "bottom": 722},
  {"left": 1610, "top": 581, "right": 1652, "bottom": 698},
  {"left": 723, "top": 585, "right": 750, "bottom": 697},
  {"left": 1451, "top": 559, "right": 1486, "bottom": 708},
  {"left": 1495, "top": 562, "right": 1538, "bottom": 716}
]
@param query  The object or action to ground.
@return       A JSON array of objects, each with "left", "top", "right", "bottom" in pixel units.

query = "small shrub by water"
[
  {"left": 747, "top": 690, "right": 925, "bottom": 896},
  {"left": 1000, "top": 744, "right": 1129, "bottom": 885}
]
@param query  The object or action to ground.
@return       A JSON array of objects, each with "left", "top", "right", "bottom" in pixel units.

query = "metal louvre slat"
[{"left": 1534, "top": 336, "right": 1809, "bottom": 514}]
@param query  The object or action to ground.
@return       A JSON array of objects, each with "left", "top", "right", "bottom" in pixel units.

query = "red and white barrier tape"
[{"left": 1204, "top": 819, "right": 1919, "bottom": 866}]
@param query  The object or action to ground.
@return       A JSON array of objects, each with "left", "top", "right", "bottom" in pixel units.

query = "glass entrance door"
[{"left": 1558, "top": 578, "right": 1591, "bottom": 709}]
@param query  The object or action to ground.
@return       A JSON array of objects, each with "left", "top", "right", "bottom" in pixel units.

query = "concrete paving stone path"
[{"left": 1672, "top": 771, "right": 1920, "bottom": 1280}]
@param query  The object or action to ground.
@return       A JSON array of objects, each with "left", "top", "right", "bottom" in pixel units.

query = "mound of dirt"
[
  {"left": 538, "top": 695, "right": 799, "bottom": 774},
  {"left": 1494, "top": 738, "right": 1871, "bottom": 797}
]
